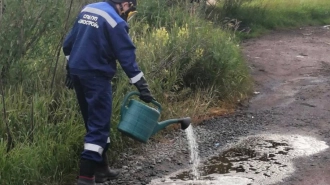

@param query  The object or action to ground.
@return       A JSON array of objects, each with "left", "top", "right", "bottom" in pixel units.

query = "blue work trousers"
[{"left": 71, "top": 74, "right": 112, "bottom": 162}]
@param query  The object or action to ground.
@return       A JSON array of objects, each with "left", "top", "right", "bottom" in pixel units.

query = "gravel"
[{"left": 100, "top": 108, "right": 271, "bottom": 185}]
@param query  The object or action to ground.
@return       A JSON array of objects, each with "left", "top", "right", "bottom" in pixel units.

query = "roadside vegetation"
[
  {"left": 0, "top": 0, "right": 329, "bottom": 184},
  {"left": 208, "top": 0, "right": 330, "bottom": 38}
]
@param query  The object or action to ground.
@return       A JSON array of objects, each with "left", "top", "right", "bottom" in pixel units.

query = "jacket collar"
[{"left": 105, "top": 0, "right": 120, "bottom": 14}]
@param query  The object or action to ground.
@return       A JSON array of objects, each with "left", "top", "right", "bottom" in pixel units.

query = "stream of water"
[{"left": 185, "top": 125, "right": 201, "bottom": 181}]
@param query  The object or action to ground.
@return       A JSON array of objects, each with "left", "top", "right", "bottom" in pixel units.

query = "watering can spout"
[
  {"left": 152, "top": 117, "right": 191, "bottom": 136},
  {"left": 179, "top": 117, "right": 191, "bottom": 130}
]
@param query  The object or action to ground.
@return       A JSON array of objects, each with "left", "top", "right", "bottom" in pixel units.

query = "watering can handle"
[{"left": 120, "top": 91, "right": 162, "bottom": 116}]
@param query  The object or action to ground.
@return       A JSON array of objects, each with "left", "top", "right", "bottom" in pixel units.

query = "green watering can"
[{"left": 117, "top": 91, "right": 191, "bottom": 143}]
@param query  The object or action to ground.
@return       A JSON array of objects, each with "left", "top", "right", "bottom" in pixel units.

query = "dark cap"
[{"left": 111, "top": 0, "right": 137, "bottom": 6}]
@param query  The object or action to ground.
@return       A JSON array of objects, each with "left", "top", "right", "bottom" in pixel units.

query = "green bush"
[{"left": 131, "top": 21, "right": 252, "bottom": 102}]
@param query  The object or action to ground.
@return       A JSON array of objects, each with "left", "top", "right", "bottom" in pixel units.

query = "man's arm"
[
  {"left": 63, "top": 21, "right": 78, "bottom": 60},
  {"left": 62, "top": 21, "right": 78, "bottom": 90},
  {"left": 109, "top": 22, "right": 143, "bottom": 83},
  {"left": 109, "top": 22, "right": 154, "bottom": 103}
]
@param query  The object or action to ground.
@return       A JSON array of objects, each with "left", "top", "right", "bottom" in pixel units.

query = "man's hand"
[
  {"left": 65, "top": 74, "right": 74, "bottom": 89},
  {"left": 133, "top": 77, "right": 154, "bottom": 103},
  {"left": 65, "top": 64, "right": 74, "bottom": 89}
]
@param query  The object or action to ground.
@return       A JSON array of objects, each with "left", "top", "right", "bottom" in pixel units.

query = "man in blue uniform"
[{"left": 62, "top": 0, "right": 154, "bottom": 184}]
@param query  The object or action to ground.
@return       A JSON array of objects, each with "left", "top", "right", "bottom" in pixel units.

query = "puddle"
[
  {"left": 149, "top": 134, "right": 328, "bottom": 185},
  {"left": 171, "top": 140, "right": 291, "bottom": 181},
  {"left": 151, "top": 176, "right": 253, "bottom": 185}
]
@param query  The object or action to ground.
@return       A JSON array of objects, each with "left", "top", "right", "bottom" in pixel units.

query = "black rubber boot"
[
  {"left": 77, "top": 177, "right": 96, "bottom": 185},
  {"left": 77, "top": 159, "right": 97, "bottom": 185},
  {"left": 95, "top": 167, "right": 120, "bottom": 183},
  {"left": 95, "top": 153, "right": 120, "bottom": 183}
]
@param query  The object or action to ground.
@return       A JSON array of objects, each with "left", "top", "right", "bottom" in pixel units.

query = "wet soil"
[{"left": 103, "top": 26, "right": 330, "bottom": 185}]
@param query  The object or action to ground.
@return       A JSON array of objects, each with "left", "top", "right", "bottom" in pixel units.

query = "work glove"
[
  {"left": 133, "top": 77, "right": 154, "bottom": 103},
  {"left": 65, "top": 64, "right": 74, "bottom": 89}
]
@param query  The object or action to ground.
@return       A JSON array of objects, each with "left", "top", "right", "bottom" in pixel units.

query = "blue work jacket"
[{"left": 63, "top": 2, "right": 143, "bottom": 83}]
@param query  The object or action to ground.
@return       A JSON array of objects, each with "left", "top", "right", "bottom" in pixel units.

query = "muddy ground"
[{"left": 103, "top": 26, "right": 330, "bottom": 185}]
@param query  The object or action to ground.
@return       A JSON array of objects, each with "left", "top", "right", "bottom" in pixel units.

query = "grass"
[{"left": 208, "top": 0, "right": 330, "bottom": 38}]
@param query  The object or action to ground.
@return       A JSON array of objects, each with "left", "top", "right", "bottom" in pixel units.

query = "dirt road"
[
  {"left": 243, "top": 26, "right": 330, "bottom": 185},
  {"left": 104, "top": 26, "right": 330, "bottom": 185}
]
